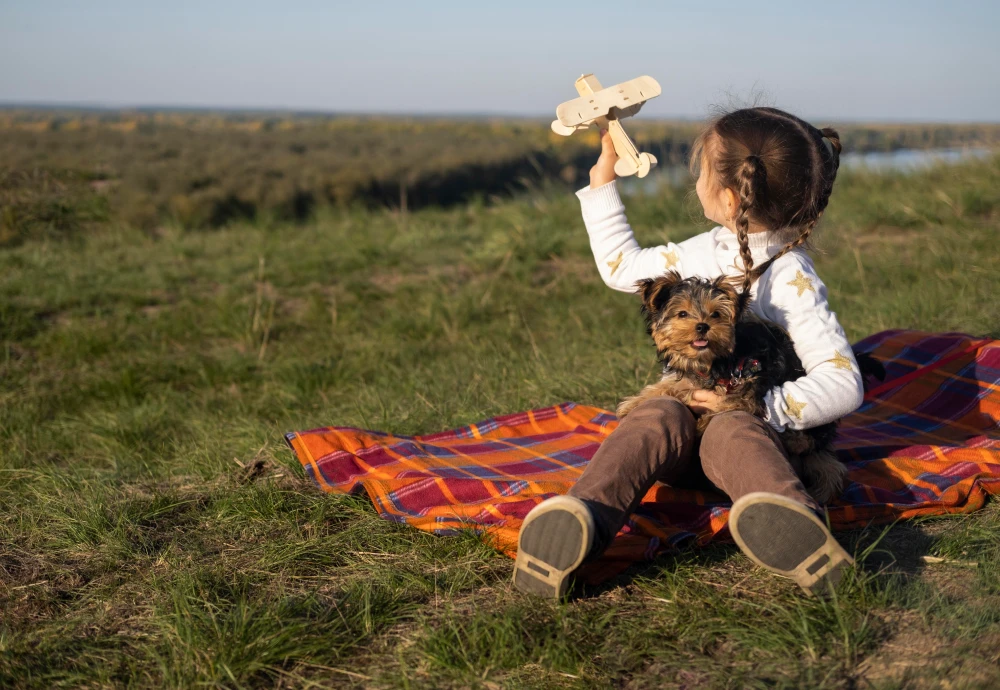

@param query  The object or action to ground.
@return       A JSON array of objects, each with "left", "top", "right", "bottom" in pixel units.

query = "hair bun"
[{"left": 819, "top": 127, "right": 842, "bottom": 156}]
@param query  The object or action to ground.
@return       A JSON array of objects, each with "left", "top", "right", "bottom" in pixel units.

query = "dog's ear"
[
  {"left": 636, "top": 271, "right": 682, "bottom": 321},
  {"left": 711, "top": 275, "right": 740, "bottom": 303},
  {"left": 711, "top": 275, "right": 749, "bottom": 320}
]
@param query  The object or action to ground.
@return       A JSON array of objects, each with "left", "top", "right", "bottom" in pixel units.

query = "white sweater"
[{"left": 578, "top": 181, "right": 864, "bottom": 432}]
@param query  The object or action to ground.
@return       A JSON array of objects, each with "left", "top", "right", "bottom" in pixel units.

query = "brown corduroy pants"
[{"left": 569, "top": 396, "right": 819, "bottom": 555}]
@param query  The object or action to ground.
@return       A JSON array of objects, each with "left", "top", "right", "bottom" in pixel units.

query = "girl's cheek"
[{"left": 697, "top": 185, "right": 712, "bottom": 215}]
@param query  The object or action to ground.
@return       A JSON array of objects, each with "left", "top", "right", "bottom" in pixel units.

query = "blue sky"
[{"left": 1, "top": 0, "right": 997, "bottom": 121}]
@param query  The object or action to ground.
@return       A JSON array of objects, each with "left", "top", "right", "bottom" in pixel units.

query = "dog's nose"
[{"left": 695, "top": 322, "right": 710, "bottom": 335}]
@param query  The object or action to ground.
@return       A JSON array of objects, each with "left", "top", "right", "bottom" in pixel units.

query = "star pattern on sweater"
[
  {"left": 785, "top": 393, "right": 807, "bottom": 419},
  {"left": 661, "top": 249, "right": 679, "bottom": 269},
  {"left": 607, "top": 251, "right": 624, "bottom": 276},
  {"left": 787, "top": 270, "right": 816, "bottom": 297},
  {"left": 828, "top": 351, "right": 854, "bottom": 371}
]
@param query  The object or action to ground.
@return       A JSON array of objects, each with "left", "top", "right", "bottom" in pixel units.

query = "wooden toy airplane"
[{"left": 552, "top": 74, "right": 662, "bottom": 178}]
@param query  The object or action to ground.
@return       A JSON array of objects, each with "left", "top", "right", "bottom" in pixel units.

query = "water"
[
  {"left": 621, "top": 147, "right": 995, "bottom": 196},
  {"left": 839, "top": 146, "right": 993, "bottom": 172}
]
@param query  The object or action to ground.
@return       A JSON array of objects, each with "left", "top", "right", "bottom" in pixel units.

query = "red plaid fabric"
[{"left": 286, "top": 331, "right": 1000, "bottom": 581}]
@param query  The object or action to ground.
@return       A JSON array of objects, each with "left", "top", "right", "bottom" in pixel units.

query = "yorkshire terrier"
[{"left": 617, "top": 271, "right": 884, "bottom": 504}]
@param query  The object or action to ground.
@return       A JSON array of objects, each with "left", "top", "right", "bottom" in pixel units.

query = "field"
[
  {"left": 1, "top": 116, "right": 1000, "bottom": 688},
  {"left": 3, "top": 110, "right": 1000, "bottom": 243}
]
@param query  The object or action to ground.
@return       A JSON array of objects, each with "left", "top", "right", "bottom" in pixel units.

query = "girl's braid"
[
  {"left": 734, "top": 154, "right": 766, "bottom": 300},
  {"left": 814, "top": 127, "right": 842, "bottom": 218}
]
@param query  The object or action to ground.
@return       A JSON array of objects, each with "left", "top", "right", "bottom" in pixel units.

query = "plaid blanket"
[{"left": 286, "top": 330, "right": 1000, "bottom": 581}]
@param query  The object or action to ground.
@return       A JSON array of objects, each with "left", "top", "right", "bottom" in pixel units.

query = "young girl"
[{"left": 514, "top": 107, "right": 864, "bottom": 598}]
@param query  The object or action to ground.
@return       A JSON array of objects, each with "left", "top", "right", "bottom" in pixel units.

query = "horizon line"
[{"left": 1, "top": 101, "right": 999, "bottom": 126}]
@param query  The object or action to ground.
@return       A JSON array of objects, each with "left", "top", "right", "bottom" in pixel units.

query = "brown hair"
[{"left": 690, "top": 107, "right": 842, "bottom": 300}]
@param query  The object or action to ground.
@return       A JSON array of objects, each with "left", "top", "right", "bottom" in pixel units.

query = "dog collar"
[{"left": 717, "top": 356, "right": 763, "bottom": 392}]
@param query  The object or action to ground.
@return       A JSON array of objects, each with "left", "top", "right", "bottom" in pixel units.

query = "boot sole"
[
  {"left": 513, "top": 496, "right": 593, "bottom": 598},
  {"left": 729, "top": 492, "right": 854, "bottom": 596}
]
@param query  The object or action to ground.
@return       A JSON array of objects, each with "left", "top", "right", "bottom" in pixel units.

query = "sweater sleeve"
[
  {"left": 576, "top": 181, "right": 708, "bottom": 293},
  {"left": 758, "top": 253, "right": 865, "bottom": 431}
]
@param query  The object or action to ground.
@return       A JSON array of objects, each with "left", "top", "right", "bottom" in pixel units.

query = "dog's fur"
[{"left": 617, "top": 271, "right": 885, "bottom": 504}]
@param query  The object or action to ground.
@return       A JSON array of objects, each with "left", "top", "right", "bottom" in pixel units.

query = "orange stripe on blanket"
[{"left": 287, "top": 432, "right": 334, "bottom": 492}]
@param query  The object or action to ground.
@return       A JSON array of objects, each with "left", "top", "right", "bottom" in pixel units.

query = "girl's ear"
[{"left": 722, "top": 187, "right": 739, "bottom": 221}]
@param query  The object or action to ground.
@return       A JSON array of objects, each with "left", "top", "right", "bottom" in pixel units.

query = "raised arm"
[
  {"left": 576, "top": 129, "right": 710, "bottom": 292},
  {"left": 577, "top": 181, "right": 704, "bottom": 292},
  {"left": 758, "top": 253, "right": 864, "bottom": 431}
]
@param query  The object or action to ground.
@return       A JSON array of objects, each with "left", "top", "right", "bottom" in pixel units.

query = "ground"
[{"left": 1, "top": 157, "right": 999, "bottom": 688}]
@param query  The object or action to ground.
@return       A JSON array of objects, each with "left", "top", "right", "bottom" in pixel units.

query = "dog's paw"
[
  {"left": 616, "top": 397, "right": 640, "bottom": 419},
  {"left": 802, "top": 449, "right": 848, "bottom": 504},
  {"left": 780, "top": 429, "right": 814, "bottom": 456}
]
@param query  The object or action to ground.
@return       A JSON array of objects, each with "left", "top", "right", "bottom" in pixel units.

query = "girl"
[{"left": 514, "top": 107, "right": 864, "bottom": 598}]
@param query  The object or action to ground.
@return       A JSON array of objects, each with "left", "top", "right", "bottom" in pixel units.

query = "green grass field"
[{"left": 2, "top": 155, "right": 1000, "bottom": 689}]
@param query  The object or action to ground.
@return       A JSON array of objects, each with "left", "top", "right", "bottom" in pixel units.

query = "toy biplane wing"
[
  {"left": 555, "top": 75, "right": 661, "bottom": 128},
  {"left": 551, "top": 74, "right": 661, "bottom": 178}
]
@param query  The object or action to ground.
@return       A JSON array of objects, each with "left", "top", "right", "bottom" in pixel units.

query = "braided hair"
[{"left": 691, "top": 108, "right": 842, "bottom": 310}]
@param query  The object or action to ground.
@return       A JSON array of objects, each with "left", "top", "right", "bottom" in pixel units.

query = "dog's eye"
[
  {"left": 677, "top": 311, "right": 688, "bottom": 318},
  {"left": 711, "top": 311, "right": 720, "bottom": 319}
]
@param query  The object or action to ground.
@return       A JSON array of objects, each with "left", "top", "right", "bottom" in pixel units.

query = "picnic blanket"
[{"left": 286, "top": 330, "right": 1000, "bottom": 581}]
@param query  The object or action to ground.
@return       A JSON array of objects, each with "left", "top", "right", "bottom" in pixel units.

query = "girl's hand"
[
  {"left": 688, "top": 389, "right": 725, "bottom": 416},
  {"left": 589, "top": 129, "right": 619, "bottom": 188}
]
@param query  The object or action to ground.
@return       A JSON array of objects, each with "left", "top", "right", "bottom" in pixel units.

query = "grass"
[{"left": 1, "top": 154, "right": 999, "bottom": 688}]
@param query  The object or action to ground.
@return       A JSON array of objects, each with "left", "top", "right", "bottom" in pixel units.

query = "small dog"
[{"left": 617, "top": 271, "right": 884, "bottom": 504}]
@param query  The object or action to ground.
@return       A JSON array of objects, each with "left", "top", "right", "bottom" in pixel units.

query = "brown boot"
[
  {"left": 513, "top": 495, "right": 594, "bottom": 598},
  {"left": 729, "top": 492, "right": 854, "bottom": 596}
]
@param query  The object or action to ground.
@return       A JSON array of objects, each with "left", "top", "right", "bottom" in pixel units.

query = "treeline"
[{"left": 1, "top": 110, "right": 998, "bottom": 246}]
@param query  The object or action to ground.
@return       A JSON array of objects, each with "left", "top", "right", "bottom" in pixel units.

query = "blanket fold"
[{"left": 286, "top": 330, "right": 1000, "bottom": 580}]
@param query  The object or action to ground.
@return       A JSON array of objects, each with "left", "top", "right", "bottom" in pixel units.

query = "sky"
[{"left": 1, "top": 0, "right": 998, "bottom": 122}]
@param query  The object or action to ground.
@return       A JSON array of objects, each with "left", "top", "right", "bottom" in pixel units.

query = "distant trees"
[{"left": 1, "top": 110, "right": 997, "bottom": 245}]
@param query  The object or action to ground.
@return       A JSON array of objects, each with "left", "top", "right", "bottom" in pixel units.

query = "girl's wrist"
[
  {"left": 590, "top": 172, "right": 618, "bottom": 189},
  {"left": 576, "top": 181, "right": 624, "bottom": 223}
]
